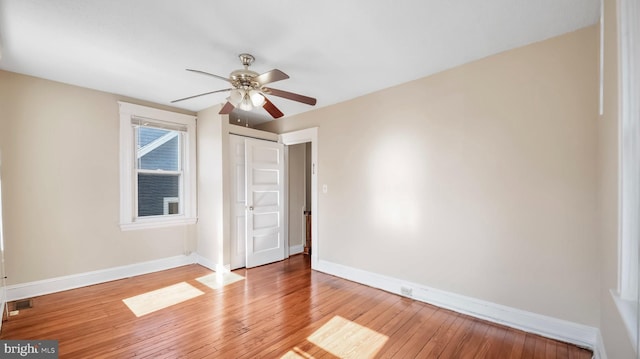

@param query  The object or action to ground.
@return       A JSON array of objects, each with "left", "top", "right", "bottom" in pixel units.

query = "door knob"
[{"left": 248, "top": 206, "right": 254, "bottom": 211}]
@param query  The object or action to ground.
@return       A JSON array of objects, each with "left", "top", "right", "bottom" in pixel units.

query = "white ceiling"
[{"left": 0, "top": 0, "right": 599, "bottom": 124}]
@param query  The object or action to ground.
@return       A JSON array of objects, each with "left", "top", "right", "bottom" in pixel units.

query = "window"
[
  {"left": 614, "top": 0, "right": 640, "bottom": 352},
  {"left": 136, "top": 125, "right": 182, "bottom": 217},
  {"left": 119, "top": 102, "right": 197, "bottom": 230}
]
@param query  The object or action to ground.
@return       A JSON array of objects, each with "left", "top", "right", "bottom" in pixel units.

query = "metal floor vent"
[{"left": 9, "top": 299, "right": 33, "bottom": 311}]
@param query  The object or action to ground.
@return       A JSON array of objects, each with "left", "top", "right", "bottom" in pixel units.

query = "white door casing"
[{"left": 245, "top": 138, "right": 286, "bottom": 268}]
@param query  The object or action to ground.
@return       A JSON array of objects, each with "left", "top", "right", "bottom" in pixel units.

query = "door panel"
[
  {"left": 253, "top": 212, "right": 279, "bottom": 228},
  {"left": 252, "top": 233, "right": 280, "bottom": 252},
  {"left": 245, "top": 138, "right": 285, "bottom": 268},
  {"left": 252, "top": 169, "right": 279, "bottom": 184},
  {"left": 253, "top": 191, "right": 279, "bottom": 206}
]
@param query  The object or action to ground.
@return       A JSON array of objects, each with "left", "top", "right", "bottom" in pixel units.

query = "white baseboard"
[
  {"left": 289, "top": 244, "right": 304, "bottom": 255},
  {"left": 6, "top": 254, "right": 198, "bottom": 301},
  {"left": 594, "top": 330, "right": 608, "bottom": 359},
  {"left": 192, "top": 253, "right": 231, "bottom": 273},
  {"left": 0, "top": 285, "right": 5, "bottom": 332},
  {"left": 215, "top": 264, "right": 231, "bottom": 273},
  {"left": 193, "top": 253, "right": 218, "bottom": 272},
  {"left": 0, "top": 285, "right": 5, "bottom": 309},
  {"left": 315, "top": 259, "right": 599, "bottom": 352}
]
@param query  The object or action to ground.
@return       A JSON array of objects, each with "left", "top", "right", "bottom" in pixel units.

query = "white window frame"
[
  {"left": 613, "top": 0, "right": 640, "bottom": 353},
  {"left": 118, "top": 102, "right": 197, "bottom": 230}
]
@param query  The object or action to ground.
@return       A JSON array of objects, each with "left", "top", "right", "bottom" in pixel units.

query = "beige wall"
[
  {"left": 259, "top": 27, "right": 600, "bottom": 325},
  {"left": 598, "top": 0, "right": 636, "bottom": 357},
  {"left": 195, "top": 104, "right": 225, "bottom": 269},
  {"left": 0, "top": 70, "right": 197, "bottom": 285}
]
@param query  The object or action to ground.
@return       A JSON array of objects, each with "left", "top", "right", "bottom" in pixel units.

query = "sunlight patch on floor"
[
  {"left": 282, "top": 315, "right": 389, "bottom": 359},
  {"left": 280, "top": 347, "right": 314, "bottom": 358},
  {"left": 122, "top": 282, "right": 204, "bottom": 317},
  {"left": 196, "top": 272, "right": 245, "bottom": 290}
]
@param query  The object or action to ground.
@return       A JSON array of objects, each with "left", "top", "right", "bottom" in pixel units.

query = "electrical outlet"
[{"left": 400, "top": 286, "right": 413, "bottom": 297}]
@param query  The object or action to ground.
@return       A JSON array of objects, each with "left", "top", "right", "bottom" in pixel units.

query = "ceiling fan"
[{"left": 172, "top": 53, "right": 317, "bottom": 118}]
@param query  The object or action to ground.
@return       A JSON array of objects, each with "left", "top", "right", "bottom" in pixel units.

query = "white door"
[
  {"left": 245, "top": 138, "right": 285, "bottom": 268},
  {"left": 229, "top": 135, "right": 247, "bottom": 270}
]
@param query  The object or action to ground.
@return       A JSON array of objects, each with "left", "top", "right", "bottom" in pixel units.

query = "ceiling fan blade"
[
  {"left": 219, "top": 101, "right": 235, "bottom": 115},
  {"left": 171, "top": 88, "right": 233, "bottom": 103},
  {"left": 255, "top": 69, "right": 289, "bottom": 86},
  {"left": 263, "top": 87, "right": 317, "bottom": 106},
  {"left": 263, "top": 97, "right": 284, "bottom": 118},
  {"left": 186, "top": 69, "right": 231, "bottom": 83}
]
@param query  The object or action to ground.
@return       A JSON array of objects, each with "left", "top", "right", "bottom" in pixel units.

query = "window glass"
[
  {"left": 135, "top": 126, "right": 183, "bottom": 217},
  {"left": 136, "top": 127, "right": 180, "bottom": 171},
  {"left": 137, "top": 173, "right": 180, "bottom": 217}
]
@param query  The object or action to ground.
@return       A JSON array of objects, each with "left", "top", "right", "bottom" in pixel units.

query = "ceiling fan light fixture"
[
  {"left": 249, "top": 90, "right": 265, "bottom": 107},
  {"left": 239, "top": 94, "right": 253, "bottom": 111},
  {"left": 174, "top": 53, "right": 317, "bottom": 118},
  {"left": 229, "top": 89, "right": 245, "bottom": 106}
]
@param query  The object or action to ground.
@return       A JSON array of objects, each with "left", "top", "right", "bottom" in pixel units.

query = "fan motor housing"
[{"left": 230, "top": 69, "right": 260, "bottom": 89}]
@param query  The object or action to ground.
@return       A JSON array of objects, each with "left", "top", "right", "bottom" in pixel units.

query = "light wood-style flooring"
[{"left": 1, "top": 255, "right": 592, "bottom": 358}]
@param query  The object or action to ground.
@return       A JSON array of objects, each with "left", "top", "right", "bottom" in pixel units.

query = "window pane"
[
  {"left": 167, "top": 202, "right": 179, "bottom": 215},
  {"left": 136, "top": 127, "right": 180, "bottom": 171},
  {"left": 138, "top": 173, "right": 180, "bottom": 217}
]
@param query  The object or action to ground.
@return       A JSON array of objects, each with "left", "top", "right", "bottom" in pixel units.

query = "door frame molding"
[{"left": 280, "top": 128, "right": 318, "bottom": 269}]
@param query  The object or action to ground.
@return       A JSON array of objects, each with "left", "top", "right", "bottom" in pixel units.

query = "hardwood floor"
[{"left": 1, "top": 255, "right": 592, "bottom": 358}]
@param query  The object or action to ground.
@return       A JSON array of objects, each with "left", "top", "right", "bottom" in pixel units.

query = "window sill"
[
  {"left": 120, "top": 217, "right": 197, "bottom": 231},
  {"left": 611, "top": 289, "right": 639, "bottom": 353}
]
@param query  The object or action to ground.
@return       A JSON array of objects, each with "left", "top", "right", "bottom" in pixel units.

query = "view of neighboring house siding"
[{"left": 137, "top": 127, "right": 180, "bottom": 216}]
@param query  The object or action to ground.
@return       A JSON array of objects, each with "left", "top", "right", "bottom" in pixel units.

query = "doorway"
[
  {"left": 287, "top": 143, "right": 312, "bottom": 257},
  {"left": 280, "top": 128, "right": 319, "bottom": 269},
  {"left": 227, "top": 127, "right": 319, "bottom": 271}
]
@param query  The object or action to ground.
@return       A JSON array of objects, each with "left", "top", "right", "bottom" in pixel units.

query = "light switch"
[{"left": 322, "top": 184, "right": 328, "bottom": 193}]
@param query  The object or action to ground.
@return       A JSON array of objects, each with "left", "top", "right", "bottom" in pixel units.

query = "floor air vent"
[{"left": 9, "top": 299, "right": 33, "bottom": 311}]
